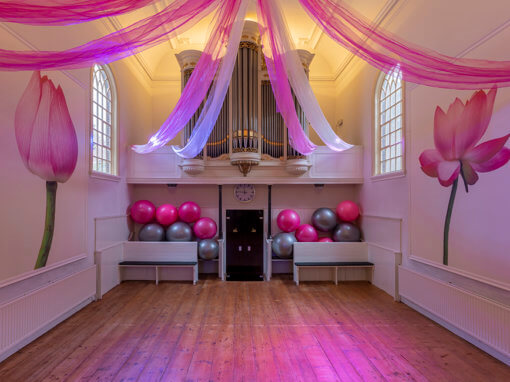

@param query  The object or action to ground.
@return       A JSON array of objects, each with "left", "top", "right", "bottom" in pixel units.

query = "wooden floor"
[{"left": 0, "top": 277, "right": 508, "bottom": 381}]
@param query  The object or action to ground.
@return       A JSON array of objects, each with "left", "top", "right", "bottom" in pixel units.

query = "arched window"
[
  {"left": 91, "top": 64, "right": 117, "bottom": 176},
  {"left": 374, "top": 66, "right": 404, "bottom": 176}
]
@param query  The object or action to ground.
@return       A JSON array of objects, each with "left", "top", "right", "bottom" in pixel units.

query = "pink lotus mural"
[
  {"left": 15, "top": 71, "right": 78, "bottom": 269},
  {"left": 419, "top": 88, "right": 510, "bottom": 265}
]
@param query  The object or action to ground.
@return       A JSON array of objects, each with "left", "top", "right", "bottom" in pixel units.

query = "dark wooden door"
[{"left": 226, "top": 209, "right": 264, "bottom": 281}]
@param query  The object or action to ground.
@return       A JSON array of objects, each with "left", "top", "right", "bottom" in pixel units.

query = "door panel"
[{"left": 226, "top": 209, "right": 263, "bottom": 281}]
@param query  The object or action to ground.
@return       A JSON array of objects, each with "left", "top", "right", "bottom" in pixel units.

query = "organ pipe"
[
  {"left": 176, "top": 28, "right": 314, "bottom": 170},
  {"left": 232, "top": 40, "right": 258, "bottom": 153}
]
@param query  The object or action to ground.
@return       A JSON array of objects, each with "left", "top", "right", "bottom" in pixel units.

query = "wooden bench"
[
  {"left": 294, "top": 261, "right": 374, "bottom": 285},
  {"left": 119, "top": 261, "right": 198, "bottom": 285},
  {"left": 293, "top": 242, "right": 373, "bottom": 285},
  {"left": 120, "top": 242, "right": 198, "bottom": 285}
]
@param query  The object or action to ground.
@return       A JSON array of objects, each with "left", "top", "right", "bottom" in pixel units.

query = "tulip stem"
[
  {"left": 443, "top": 178, "right": 458, "bottom": 266},
  {"left": 35, "top": 181, "right": 57, "bottom": 269}
]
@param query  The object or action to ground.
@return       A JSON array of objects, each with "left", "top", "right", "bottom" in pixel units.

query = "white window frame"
[
  {"left": 90, "top": 64, "right": 119, "bottom": 179},
  {"left": 373, "top": 66, "right": 405, "bottom": 180}
]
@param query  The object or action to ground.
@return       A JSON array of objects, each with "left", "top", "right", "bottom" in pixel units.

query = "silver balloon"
[
  {"left": 333, "top": 223, "right": 361, "bottom": 242},
  {"left": 311, "top": 208, "right": 337, "bottom": 232},
  {"left": 166, "top": 222, "right": 193, "bottom": 241},
  {"left": 272, "top": 232, "right": 297, "bottom": 259},
  {"left": 198, "top": 239, "right": 219, "bottom": 260},
  {"left": 139, "top": 223, "right": 165, "bottom": 241}
]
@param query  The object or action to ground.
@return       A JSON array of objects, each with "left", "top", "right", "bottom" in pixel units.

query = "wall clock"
[{"left": 234, "top": 184, "right": 256, "bottom": 203}]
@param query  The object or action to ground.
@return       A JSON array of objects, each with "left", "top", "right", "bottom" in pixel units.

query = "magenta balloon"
[
  {"left": 276, "top": 209, "right": 301, "bottom": 233},
  {"left": 193, "top": 217, "right": 217, "bottom": 239},
  {"left": 178, "top": 201, "right": 201, "bottom": 223},
  {"left": 156, "top": 204, "right": 178, "bottom": 226},
  {"left": 336, "top": 200, "right": 360, "bottom": 222},
  {"left": 295, "top": 224, "right": 318, "bottom": 242},
  {"left": 318, "top": 237, "right": 334, "bottom": 242},
  {"left": 130, "top": 200, "right": 156, "bottom": 224}
]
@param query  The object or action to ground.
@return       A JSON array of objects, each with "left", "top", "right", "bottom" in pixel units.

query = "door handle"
[
  {"left": 238, "top": 245, "right": 242, "bottom": 251},
  {"left": 247, "top": 246, "right": 251, "bottom": 251}
]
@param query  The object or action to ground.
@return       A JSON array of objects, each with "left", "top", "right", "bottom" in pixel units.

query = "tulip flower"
[
  {"left": 419, "top": 88, "right": 510, "bottom": 265},
  {"left": 15, "top": 71, "right": 78, "bottom": 269}
]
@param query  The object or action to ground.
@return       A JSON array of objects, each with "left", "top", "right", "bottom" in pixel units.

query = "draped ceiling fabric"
[
  {"left": 132, "top": 0, "right": 247, "bottom": 156},
  {"left": 0, "top": 0, "right": 220, "bottom": 70},
  {"left": 0, "top": 0, "right": 155, "bottom": 26},
  {"left": 2, "top": 0, "right": 510, "bottom": 155}
]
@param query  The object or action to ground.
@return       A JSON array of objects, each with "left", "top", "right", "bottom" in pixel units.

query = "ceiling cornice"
[{"left": 331, "top": 0, "right": 404, "bottom": 82}]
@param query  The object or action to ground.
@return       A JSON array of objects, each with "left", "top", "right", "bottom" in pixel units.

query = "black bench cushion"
[
  {"left": 119, "top": 261, "right": 197, "bottom": 266},
  {"left": 294, "top": 262, "right": 373, "bottom": 266}
]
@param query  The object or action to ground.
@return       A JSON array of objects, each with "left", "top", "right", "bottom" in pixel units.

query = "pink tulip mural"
[
  {"left": 15, "top": 71, "right": 78, "bottom": 269},
  {"left": 419, "top": 88, "right": 510, "bottom": 265}
]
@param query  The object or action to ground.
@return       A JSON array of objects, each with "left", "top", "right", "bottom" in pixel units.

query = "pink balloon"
[
  {"left": 193, "top": 217, "right": 217, "bottom": 239},
  {"left": 295, "top": 224, "right": 318, "bottom": 242},
  {"left": 336, "top": 200, "right": 360, "bottom": 222},
  {"left": 277, "top": 209, "right": 301, "bottom": 232},
  {"left": 130, "top": 200, "right": 155, "bottom": 224},
  {"left": 156, "top": 204, "right": 178, "bottom": 226},
  {"left": 178, "top": 201, "right": 201, "bottom": 223},
  {"left": 318, "top": 237, "right": 334, "bottom": 243}
]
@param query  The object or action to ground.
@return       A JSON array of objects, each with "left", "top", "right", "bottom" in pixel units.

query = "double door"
[{"left": 226, "top": 209, "right": 264, "bottom": 281}]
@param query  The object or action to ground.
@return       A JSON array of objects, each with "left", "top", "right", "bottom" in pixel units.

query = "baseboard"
[
  {"left": 0, "top": 295, "right": 94, "bottom": 363},
  {"left": 401, "top": 297, "right": 509, "bottom": 366},
  {"left": 0, "top": 266, "right": 96, "bottom": 363},
  {"left": 399, "top": 267, "right": 510, "bottom": 366}
]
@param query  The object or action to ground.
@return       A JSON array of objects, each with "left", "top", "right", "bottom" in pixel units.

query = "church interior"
[{"left": 0, "top": 0, "right": 509, "bottom": 380}]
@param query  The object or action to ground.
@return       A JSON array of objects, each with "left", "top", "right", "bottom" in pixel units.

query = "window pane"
[
  {"left": 376, "top": 67, "right": 404, "bottom": 175},
  {"left": 91, "top": 64, "right": 115, "bottom": 175}
]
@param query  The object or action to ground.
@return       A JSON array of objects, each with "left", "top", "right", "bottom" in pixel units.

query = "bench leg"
[
  {"left": 334, "top": 267, "right": 338, "bottom": 285},
  {"left": 155, "top": 266, "right": 159, "bottom": 285},
  {"left": 193, "top": 265, "right": 198, "bottom": 285}
]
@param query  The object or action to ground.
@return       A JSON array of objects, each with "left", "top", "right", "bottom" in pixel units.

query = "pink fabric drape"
[
  {"left": 132, "top": 0, "right": 244, "bottom": 155},
  {"left": 299, "top": 0, "right": 510, "bottom": 89},
  {"left": 0, "top": 0, "right": 155, "bottom": 26},
  {"left": 258, "top": 0, "right": 352, "bottom": 154},
  {"left": 173, "top": 0, "right": 248, "bottom": 158},
  {"left": 0, "top": 0, "right": 220, "bottom": 70},
  {"left": 257, "top": 0, "right": 316, "bottom": 155}
]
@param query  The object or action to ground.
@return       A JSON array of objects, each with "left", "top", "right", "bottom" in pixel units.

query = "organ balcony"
[{"left": 127, "top": 21, "right": 362, "bottom": 185}]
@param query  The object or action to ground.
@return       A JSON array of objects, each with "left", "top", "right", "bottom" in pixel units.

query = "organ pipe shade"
[
  {"left": 261, "top": 81, "right": 284, "bottom": 159},
  {"left": 232, "top": 41, "right": 258, "bottom": 153},
  {"left": 183, "top": 68, "right": 204, "bottom": 159},
  {"left": 206, "top": 89, "right": 229, "bottom": 158},
  {"left": 287, "top": 91, "right": 308, "bottom": 159}
]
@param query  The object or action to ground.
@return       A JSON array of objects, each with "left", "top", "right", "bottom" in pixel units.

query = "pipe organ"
[{"left": 176, "top": 21, "right": 314, "bottom": 175}]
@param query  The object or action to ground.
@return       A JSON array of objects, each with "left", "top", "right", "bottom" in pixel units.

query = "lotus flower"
[
  {"left": 14, "top": 71, "right": 78, "bottom": 269},
  {"left": 419, "top": 88, "right": 510, "bottom": 188},
  {"left": 419, "top": 88, "right": 510, "bottom": 265}
]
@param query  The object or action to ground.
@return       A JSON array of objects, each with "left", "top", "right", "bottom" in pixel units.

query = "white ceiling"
[{"left": 106, "top": 0, "right": 397, "bottom": 82}]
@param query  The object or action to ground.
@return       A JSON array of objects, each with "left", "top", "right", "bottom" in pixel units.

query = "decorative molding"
[
  {"left": 0, "top": 254, "right": 87, "bottom": 289},
  {"left": 409, "top": 255, "right": 510, "bottom": 292},
  {"left": 0, "top": 23, "right": 87, "bottom": 89},
  {"left": 333, "top": 0, "right": 402, "bottom": 82}
]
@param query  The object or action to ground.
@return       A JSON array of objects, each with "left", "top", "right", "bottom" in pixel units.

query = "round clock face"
[{"left": 234, "top": 184, "right": 255, "bottom": 203}]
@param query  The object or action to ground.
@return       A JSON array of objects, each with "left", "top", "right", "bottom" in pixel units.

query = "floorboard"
[{"left": 0, "top": 277, "right": 508, "bottom": 382}]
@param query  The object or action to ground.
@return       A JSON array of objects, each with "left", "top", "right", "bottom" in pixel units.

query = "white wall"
[
  {"left": 130, "top": 183, "right": 358, "bottom": 237},
  {"left": 0, "top": 23, "right": 150, "bottom": 306},
  {"left": 333, "top": 0, "right": 510, "bottom": 300}
]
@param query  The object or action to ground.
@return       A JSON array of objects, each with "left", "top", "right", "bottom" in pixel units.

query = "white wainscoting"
[
  {"left": 127, "top": 146, "right": 363, "bottom": 184},
  {"left": 0, "top": 266, "right": 96, "bottom": 362},
  {"left": 361, "top": 214, "right": 402, "bottom": 299},
  {"left": 94, "top": 215, "right": 130, "bottom": 298},
  {"left": 399, "top": 267, "right": 510, "bottom": 365}
]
